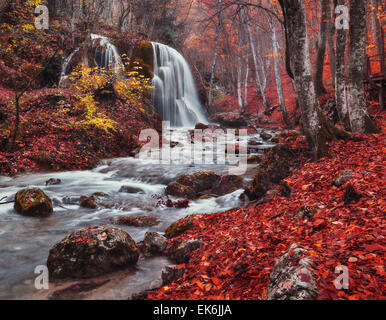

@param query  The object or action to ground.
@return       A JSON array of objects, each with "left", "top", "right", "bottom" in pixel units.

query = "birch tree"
[
  {"left": 334, "top": 0, "right": 351, "bottom": 130},
  {"left": 347, "top": 0, "right": 378, "bottom": 133},
  {"left": 208, "top": 0, "right": 223, "bottom": 107},
  {"left": 268, "top": 10, "right": 288, "bottom": 124},
  {"left": 314, "top": 0, "right": 330, "bottom": 96},
  {"left": 279, "top": 0, "right": 333, "bottom": 159}
]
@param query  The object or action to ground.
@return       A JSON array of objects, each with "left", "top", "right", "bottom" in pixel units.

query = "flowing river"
[{"left": 0, "top": 129, "right": 277, "bottom": 300}]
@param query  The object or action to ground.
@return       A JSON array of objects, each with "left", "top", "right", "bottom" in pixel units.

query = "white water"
[
  {"left": 58, "top": 48, "right": 79, "bottom": 88},
  {"left": 91, "top": 34, "right": 124, "bottom": 74},
  {"left": 0, "top": 128, "right": 276, "bottom": 299},
  {"left": 151, "top": 42, "right": 208, "bottom": 127},
  {"left": 58, "top": 35, "right": 207, "bottom": 128}
]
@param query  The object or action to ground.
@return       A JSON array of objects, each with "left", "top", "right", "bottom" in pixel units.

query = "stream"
[{"left": 0, "top": 129, "right": 277, "bottom": 300}]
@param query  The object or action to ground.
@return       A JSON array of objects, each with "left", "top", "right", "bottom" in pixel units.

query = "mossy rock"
[
  {"left": 245, "top": 143, "right": 306, "bottom": 201},
  {"left": 47, "top": 226, "right": 140, "bottom": 279},
  {"left": 14, "top": 188, "right": 53, "bottom": 217},
  {"left": 176, "top": 170, "right": 220, "bottom": 194},
  {"left": 165, "top": 181, "right": 196, "bottom": 200},
  {"left": 164, "top": 214, "right": 200, "bottom": 239},
  {"left": 211, "top": 175, "right": 243, "bottom": 196},
  {"left": 116, "top": 216, "right": 158, "bottom": 227}
]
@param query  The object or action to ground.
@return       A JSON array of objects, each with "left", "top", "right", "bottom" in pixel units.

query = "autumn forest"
[{"left": 0, "top": 0, "right": 384, "bottom": 303}]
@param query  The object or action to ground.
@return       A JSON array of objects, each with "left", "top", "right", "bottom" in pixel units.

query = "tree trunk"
[
  {"left": 279, "top": 0, "right": 332, "bottom": 159},
  {"left": 247, "top": 21, "right": 268, "bottom": 112},
  {"left": 327, "top": 1, "right": 336, "bottom": 90},
  {"left": 347, "top": 0, "right": 379, "bottom": 133},
  {"left": 370, "top": 0, "right": 385, "bottom": 109},
  {"left": 334, "top": 0, "right": 351, "bottom": 130},
  {"left": 208, "top": 0, "right": 222, "bottom": 107},
  {"left": 244, "top": 57, "right": 249, "bottom": 107},
  {"left": 314, "top": 0, "right": 330, "bottom": 96},
  {"left": 269, "top": 14, "right": 288, "bottom": 125}
]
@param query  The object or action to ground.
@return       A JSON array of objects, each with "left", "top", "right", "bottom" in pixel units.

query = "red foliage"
[
  {"left": 0, "top": 88, "right": 161, "bottom": 175},
  {"left": 149, "top": 110, "right": 386, "bottom": 300}
]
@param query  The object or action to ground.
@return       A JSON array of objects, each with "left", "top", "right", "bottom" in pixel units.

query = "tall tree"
[
  {"left": 334, "top": 0, "right": 351, "bottom": 130},
  {"left": 279, "top": 0, "right": 332, "bottom": 159},
  {"left": 347, "top": 0, "right": 378, "bottom": 133},
  {"left": 268, "top": 6, "right": 288, "bottom": 125},
  {"left": 314, "top": 0, "right": 330, "bottom": 96},
  {"left": 208, "top": 0, "right": 223, "bottom": 107}
]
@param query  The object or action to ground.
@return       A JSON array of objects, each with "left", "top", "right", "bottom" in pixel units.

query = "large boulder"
[
  {"left": 211, "top": 175, "right": 243, "bottom": 196},
  {"left": 165, "top": 182, "right": 196, "bottom": 200},
  {"left": 244, "top": 142, "right": 307, "bottom": 201},
  {"left": 265, "top": 244, "right": 319, "bottom": 300},
  {"left": 165, "top": 171, "right": 242, "bottom": 199},
  {"left": 14, "top": 188, "right": 53, "bottom": 217},
  {"left": 140, "top": 232, "right": 167, "bottom": 256},
  {"left": 47, "top": 226, "right": 140, "bottom": 279},
  {"left": 164, "top": 214, "right": 201, "bottom": 239}
]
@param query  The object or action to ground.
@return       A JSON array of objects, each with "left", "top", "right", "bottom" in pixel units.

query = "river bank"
[{"left": 148, "top": 108, "right": 385, "bottom": 300}]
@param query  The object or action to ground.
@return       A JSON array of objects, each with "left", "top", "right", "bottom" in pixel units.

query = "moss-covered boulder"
[
  {"left": 244, "top": 142, "right": 307, "bottom": 201},
  {"left": 166, "top": 171, "right": 242, "bottom": 199},
  {"left": 47, "top": 226, "right": 140, "bottom": 279},
  {"left": 164, "top": 214, "right": 201, "bottom": 239},
  {"left": 211, "top": 175, "right": 243, "bottom": 196},
  {"left": 165, "top": 181, "right": 197, "bottom": 200},
  {"left": 14, "top": 188, "right": 53, "bottom": 217}
]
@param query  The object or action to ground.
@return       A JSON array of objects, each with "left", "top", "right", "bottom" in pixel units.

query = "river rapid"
[{"left": 0, "top": 128, "right": 276, "bottom": 299}]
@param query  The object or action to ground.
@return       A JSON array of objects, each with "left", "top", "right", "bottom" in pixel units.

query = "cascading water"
[
  {"left": 58, "top": 34, "right": 123, "bottom": 88},
  {"left": 91, "top": 34, "right": 123, "bottom": 73},
  {"left": 58, "top": 36, "right": 207, "bottom": 128},
  {"left": 151, "top": 42, "right": 208, "bottom": 127}
]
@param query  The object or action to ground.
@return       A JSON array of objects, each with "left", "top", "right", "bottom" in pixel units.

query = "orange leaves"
[{"left": 150, "top": 110, "right": 386, "bottom": 301}]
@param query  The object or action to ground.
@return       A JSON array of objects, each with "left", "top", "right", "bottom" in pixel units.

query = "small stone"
[
  {"left": 119, "top": 186, "right": 144, "bottom": 194},
  {"left": 80, "top": 196, "right": 97, "bottom": 209},
  {"left": 332, "top": 170, "right": 353, "bottom": 187},
  {"left": 14, "top": 188, "right": 53, "bottom": 217},
  {"left": 141, "top": 232, "right": 167, "bottom": 256},
  {"left": 161, "top": 265, "right": 186, "bottom": 285},
  {"left": 45, "top": 178, "right": 61, "bottom": 186},
  {"left": 149, "top": 279, "right": 163, "bottom": 290},
  {"left": 116, "top": 215, "right": 158, "bottom": 227}
]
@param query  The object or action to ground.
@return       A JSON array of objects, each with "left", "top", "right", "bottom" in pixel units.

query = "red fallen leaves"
[
  {"left": 0, "top": 88, "right": 160, "bottom": 176},
  {"left": 149, "top": 110, "right": 386, "bottom": 301}
]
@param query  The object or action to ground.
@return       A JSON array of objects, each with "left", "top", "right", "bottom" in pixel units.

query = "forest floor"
[
  {"left": 149, "top": 105, "right": 385, "bottom": 300},
  {"left": 0, "top": 88, "right": 160, "bottom": 176}
]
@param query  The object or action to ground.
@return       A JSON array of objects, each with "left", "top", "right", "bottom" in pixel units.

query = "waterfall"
[
  {"left": 58, "top": 36, "right": 207, "bottom": 128},
  {"left": 58, "top": 34, "right": 123, "bottom": 88},
  {"left": 90, "top": 34, "right": 123, "bottom": 73},
  {"left": 151, "top": 42, "right": 208, "bottom": 127},
  {"left": 58, "top": 48, "right": 79, "bottom": 88}
]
